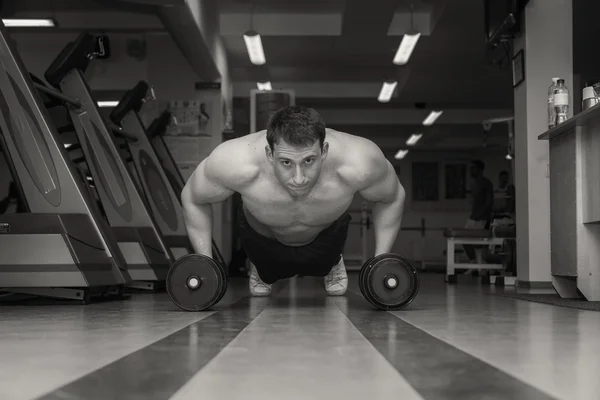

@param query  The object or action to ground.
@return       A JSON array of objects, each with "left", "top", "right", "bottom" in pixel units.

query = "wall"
[{"left": 573, "top": 0, "right": 600, "bottom": 111}]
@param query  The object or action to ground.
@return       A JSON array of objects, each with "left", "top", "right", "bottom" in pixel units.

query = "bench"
[{"left": 444, "top": 227, "right": 515, "bottom": 283}]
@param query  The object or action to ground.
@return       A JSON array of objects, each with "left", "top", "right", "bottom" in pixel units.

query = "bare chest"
[{"left": 241, "top": 179, "right": 354, "bottom": 229}]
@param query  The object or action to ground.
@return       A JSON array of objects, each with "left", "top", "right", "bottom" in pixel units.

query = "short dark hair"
[
  {"left": 472, "top": 160, "right": 485, "bottom": 171},
  {"left": 266, "top": 105, "right": 326, "bottom": 149}
]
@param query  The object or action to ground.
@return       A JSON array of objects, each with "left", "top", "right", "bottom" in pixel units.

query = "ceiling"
[{"left": 1, "top": 0, "right": 515, "bottom": 152}]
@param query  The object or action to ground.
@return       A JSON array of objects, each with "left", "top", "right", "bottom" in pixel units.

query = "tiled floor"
[{"left": 1, "top": 273, "right": 599, "bottom": 400}]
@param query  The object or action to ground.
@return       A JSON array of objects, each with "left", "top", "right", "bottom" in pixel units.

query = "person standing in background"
[{"left": 463, "top": 160, "right": 494, "bottom": 264}]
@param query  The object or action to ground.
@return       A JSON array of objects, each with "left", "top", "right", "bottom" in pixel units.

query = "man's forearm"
[
  {"left": 182, "top": 199, "right": 214, "bottom": 257},
  {"left": 371, "top": 189, "right": 406, "bottom": 255}
]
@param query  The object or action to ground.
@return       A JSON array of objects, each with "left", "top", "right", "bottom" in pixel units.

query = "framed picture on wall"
[{"left": 512, "top": 49, "right": 525, "bottom": 88}]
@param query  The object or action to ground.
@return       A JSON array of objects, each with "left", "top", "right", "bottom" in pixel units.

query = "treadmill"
[
  {"left": 39, "top": 32, "right": 174, "bottom": 291},
  {"left": 0, "top": 20, "right": 131, "bottom": 302},
  {"left": 110, "top": 81, "right": 226, "bottom": 266}
]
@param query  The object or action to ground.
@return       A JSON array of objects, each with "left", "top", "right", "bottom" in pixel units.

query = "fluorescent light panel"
[
  {"left": 243, "top": 31, "right": 266, "bottom": 65},
  {"left": 97, "top": 101, "right": 119, "bottom": 107},
  {"left": 3, "top": 19, "right": 55, "bottom": 27},
  {"left": 394, "top": 149, "right": 409, "bottom": 160},
  {"left": 257, "top": 81, "right": 272, "bottom": 91},
  {"left": 422, "top": 110, "right": 443, "bottom": 126},
  {"left": 393, "top": 32, "right": 420, "bottom": 65},
  {"left": 378, "top": 80, "right": 397, "bottom": 103},
  {"left": 406, "top": 133, "right": 422, "bottom": 146}
]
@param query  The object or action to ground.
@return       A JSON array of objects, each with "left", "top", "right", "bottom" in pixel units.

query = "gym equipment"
[
  {"left": 443, "top": 228, "right": 505, "bottom": 283},
  {"left": 479, "top": 224, "right": 517, "bottom": 286},
  {"left": 108, "top": 81, "right": 191, "bottom": 260},
  {"left": 110, "top": 80, "right": 226, "bottom": 267},
  {"left": 166, "top": 254, "right": 228, "bottom": 311},
  {"left": 359, "top": 253, "right": 420, "bottom": 310},
  {"left": 42, "top": 32, "right": 174, "bottom": 291},
  {"left": 444, "top": 224, "right": 517, "bottom": 284},
  {"left": 0, "top": 20, "right": 131, "bottom": 301},
  {"left": 146, "top": 110, "right": 186, "bottom": 194}
]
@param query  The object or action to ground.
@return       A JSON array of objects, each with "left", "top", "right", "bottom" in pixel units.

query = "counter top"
[{"left": 538, "top": 102, "right": 600, "bottom": 140}]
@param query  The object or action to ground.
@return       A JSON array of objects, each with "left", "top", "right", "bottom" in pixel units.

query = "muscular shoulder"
[
  {"left": 331, "top": 131, "right": 389, "bottom": 190},
  {"left": 201, "top": 136, "right": 260, "bottom": 190}
]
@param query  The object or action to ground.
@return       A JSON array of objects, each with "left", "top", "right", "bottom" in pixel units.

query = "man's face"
[{"left": 266, "top": 139, "right": 328, "bottom": 197}]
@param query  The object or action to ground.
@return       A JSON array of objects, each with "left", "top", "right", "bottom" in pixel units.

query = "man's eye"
[
  {"left": 282, "top": 161, "right": 290, "bottom": 166},
  {"left": 305, "top": 158, "right": 313, "bottom": 164}
]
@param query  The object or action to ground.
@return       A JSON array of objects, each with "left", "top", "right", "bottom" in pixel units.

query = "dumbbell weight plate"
[
  {"left": 166, "top": 254, "right": 227, "bottom": 311},
  {"left": 358, "top": 256, "right": 375, "bottom": 296},
  {"left": 360, "top": 253, "right": 420, "bottom": 311},
  {"left": 214, "top": 258, "right": 229, "bottom": 304}
]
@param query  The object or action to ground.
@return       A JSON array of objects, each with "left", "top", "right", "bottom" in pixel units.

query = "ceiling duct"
[{"left": 99, "top": 0, "right": 221, "bottom": 81}]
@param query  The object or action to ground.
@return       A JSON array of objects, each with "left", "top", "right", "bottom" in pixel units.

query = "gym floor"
[{"left": 1, "top": 274, "right": 598, "bottom": 400}]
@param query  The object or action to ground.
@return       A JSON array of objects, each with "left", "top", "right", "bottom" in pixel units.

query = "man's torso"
[
  {"left": 234, "top": 129, "right": 360, "bottom": 246},
  {"left": 470, "top": 177, "right": 493, "bottom": 220}
]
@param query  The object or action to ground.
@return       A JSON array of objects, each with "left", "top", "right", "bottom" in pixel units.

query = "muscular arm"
[
  {"left": 181, "top": 141, "right": 255, "bottom": 257},
  {"left": 353, "top": 142, "right": 406, "bottom": 256}
]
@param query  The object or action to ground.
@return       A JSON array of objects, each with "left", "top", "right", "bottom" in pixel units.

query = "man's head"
[
  {"left": 499, "top": 170, "right": 509, "bottom": 187},
  {"left": 265, "top": 106, "right": 328, "bottom": 197},
  {"left": 470, "top": 160, "right": 485, "bottom": 178}
]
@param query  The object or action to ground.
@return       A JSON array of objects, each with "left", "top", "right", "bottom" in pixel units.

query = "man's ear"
[
  {"left": 321, "top": 142, "right": 329, "bottom": 159},
  {"left": 265, "top": 145, "right": 274, "bottom": 162}
]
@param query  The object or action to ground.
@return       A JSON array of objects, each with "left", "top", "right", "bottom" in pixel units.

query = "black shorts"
[{"left": 237, "top": 206, "right": 352, "bottom": 284}]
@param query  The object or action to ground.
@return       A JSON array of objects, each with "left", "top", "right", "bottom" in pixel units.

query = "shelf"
[{"left": 538, "top": 102, "right": 600, "bottom": 140}]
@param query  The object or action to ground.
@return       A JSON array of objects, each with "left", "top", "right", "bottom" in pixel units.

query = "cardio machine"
[
  {"left": 0, "top": 20, "right": 131, "bottom": 302},
  {"left": 36, "top": 32, "right": 174, "bottom": 291},
  {"left": 109, "top": 81, "right": 226, "bottom": 266}
]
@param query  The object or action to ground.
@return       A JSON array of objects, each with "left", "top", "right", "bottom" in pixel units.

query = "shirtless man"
[{"left": 181, "top": 106, "right": 406, "bottom": 296}]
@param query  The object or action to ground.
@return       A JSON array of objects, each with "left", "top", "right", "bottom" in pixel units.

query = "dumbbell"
[
  {"left": 166, "top": 254, "right": 228, "bottom": 311},
  {"left": 359, "top": 253, "right": 420, "bottom": 311}
]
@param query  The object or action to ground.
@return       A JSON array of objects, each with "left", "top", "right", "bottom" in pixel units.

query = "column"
[{"left": 513, "top": 0, "right": 573, "bottom": 285}]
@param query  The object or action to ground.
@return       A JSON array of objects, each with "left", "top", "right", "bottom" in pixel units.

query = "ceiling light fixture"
[
  {"left": 2, "top": 19, "right": 56, "bottom": 28},
  {"left": 506, "top": 154, "right": 512, "bottom": 160},
  {"left": 394, "top": 149, "right": 409, "bottom": 160},
  {"left": 97, "top": 100, "right": 119, "bottom": 107},
  {"left": 257, "top": 81, "right": 272, "bottom": 91},
  {"left": 393, "top": 33, "right": 421, "bottom": 65},
  {"left": 422, "top": 110, "right": 443, "bottom": 126},
  {"left": 406, "top": 133, "right": 423, "bottom": 146},
  {"left": 378, "top": 80, "right": 397, "bottom": 103},
  {"left": 393, "top": 4, "right": 420, "bottom": 65},
  {"left": 243, "top": 30, "right": 266, "bottom": 65}
]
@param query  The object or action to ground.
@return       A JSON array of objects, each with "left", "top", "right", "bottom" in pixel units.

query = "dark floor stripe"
[
  {"left": 36, "top": 286, "right": 285, "bottom": 400},
  {"left": 338, "top": 291, "right": 559, "bottom": 400}
]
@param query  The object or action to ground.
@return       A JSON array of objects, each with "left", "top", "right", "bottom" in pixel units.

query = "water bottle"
[
  {"left": 553, "top": 79, "right": 569, "bottom": 125},
  {"left": 548, "top": 77, "right": 560, "bottom": 129}
]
